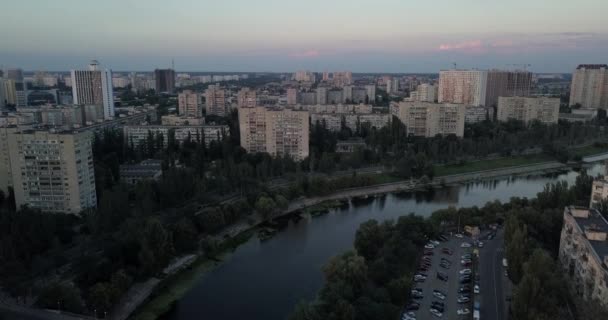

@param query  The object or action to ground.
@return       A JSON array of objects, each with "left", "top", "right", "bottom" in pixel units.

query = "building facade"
[
  {"left": 71, "top": 60, "right": 115, "bottom": 120},
  {"left": 124, "top": 124, "right": 229, "bottom": 148},
  {"left": 438, "top": 70, "right": 488, "bottom": 106},
  {"left": 205, "top": 85, "right": 227, "bottom": 116},
  {"left": 237, "top": 87, "right": 257, "bottom": 108},
  {"left": 570, "top": 64, "right": 608, "bottom": 109},
  {"left": 154, "top": 68, "right": 176, "bottom": 93},
  {"left": 497, "top": 97, "right": 559, "bottom": 124},
  {"left": 559, "top": 206, "right": 608, "bottom": 308},
  {"left": 7, "top": 129, "right": 97, "bottom": 214},
  {"left": 238, "top": 106, "right": 309, "bottom": 160},
  {"left": 390, "top": 101, "right": 466, "bottom": 137},
  {"left": 465, "top": 106, "right": 494, "bottom": 124},
  {"left": 178, "top": 90, "right": 203, "bottom": 118},
  {"left": 485, "top": 70, "right": 532, "bottom": 107},
  {"left": 287, "top": 88, "right": 298, "bottom": 105}
]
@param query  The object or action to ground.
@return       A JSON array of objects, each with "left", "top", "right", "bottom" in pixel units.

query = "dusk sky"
[{"left": 1, "top": 0, "right": 607, "bottom": 73}]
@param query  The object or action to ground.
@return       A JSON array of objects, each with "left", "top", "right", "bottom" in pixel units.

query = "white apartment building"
[
  {"left": 465, "top": 106, "right": 494, "bottom": 124},
  {"left": 570, "top": 64, "right": 608, "bottom": 109},
  {"left": 71, "top": 60, "right": 115, "bottom": 120},
  {"left": 178, "top": 90, "right": 203, "bottom": 118},
  {"left": 238, "top": 106, "right": 309, "bottom": 160},
  {"left": 7, "top": 129, "right": 97, "bottom": 214},
  {"left": 311, "top": 113, "right": 390, "bottom": 132},
  {"left": 438, "top": 70, "right": 487, "bottom": 106},
  {"left": 287, "top": 88, "right": 298, "bottom": 105},
  {"left": 390, "top": 101, "right": 466, "bottom": 137},
  {"left": 590, "top": 164, "right": 608, "bottom": 208},
  {"left": 497, "top": 97, "right": 559, "bottom": 124}
]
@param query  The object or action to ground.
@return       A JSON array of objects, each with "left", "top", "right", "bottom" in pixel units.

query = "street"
[{"left": 478, "top": 229, "right": 510, "bottom": 320}]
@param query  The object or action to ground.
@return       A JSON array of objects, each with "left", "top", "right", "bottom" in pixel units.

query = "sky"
[{"left": 1, "top": 0, "right": 607, "bottom": 73}]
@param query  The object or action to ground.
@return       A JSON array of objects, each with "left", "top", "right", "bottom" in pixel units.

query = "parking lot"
[{"left": 404, "top": 234, "right": 477, "bottom": 320}]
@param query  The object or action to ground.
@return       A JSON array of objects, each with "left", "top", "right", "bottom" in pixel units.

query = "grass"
[
  {"left": 569, "top": 144, "right": 608, "bottom": 158},
  {"left": 434, "top": 154, "right": 555, "bottom": 177}
]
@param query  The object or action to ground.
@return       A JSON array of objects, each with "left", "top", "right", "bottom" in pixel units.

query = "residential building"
[
  {"left": 364, "top": 85, "right": 376, "bottom": 103},
  {"left": 178, "top": 90, "right": 203, "bottom": 118},
  {"left": 333, "top": 71, "right": 353, "bottom": 87},
  {"left": 570, "top": 64, "right": 608, "bottom": 109},
  {"left": 497, "top": 97, "right": 559, "bottom": 124},
  {"left": 6, "top": 68, "right": 24, "bottom": 82},
  {"left": 300, "top": 91, "right": 316, "bottom": 105},
  {"left": 287, "top": 88, "right": 298, "bottom": 105},
  {"left": 390, "top": 101, "right": 466, "bottom": 137},
  {"left": 408, "top": 84, "right": 437, "bottom": 102},
  {"left": 2, "top": 79, "right": 18, "bottom": 105},
  {"left": 560, "top": 109, "right": 597, "bottom": 123},
  {"left": 124, "top": 124, "right": 229, "bottom": 148},
  {"left": 465, "top": 106, "right": 494, "bottom": 124},
  {"left": 120, "top": 159, "right": 163, "bottom": 185},
  {"left": 336, "top": 139, "right": 367, "bottom": 153},
  {"left": 71, "top": 60, "right": 114, "bottom": 120},
  {"left": 327, "top": 89, "right": 343, "bottom": 104},
  {"left": 237, "top": 87, "right": 257, "bottom": 108},
  {"left": 293, "top": 70, "right": 315, "bottom": 82},
  {"left": 559, "top": 206, "right": 608, "bottom": 308},
  {"left": 316, "top": 87, "right": 328, "bottom": 105},
  {"left": 352, "top": 88, "right": 367, "bottom": 104},
  {"left": 343, "top": 85, "right": 353, "bottom": 103},
  {"left": 0, "top": 126, "right": 18, "bottom": 194},
  {"left": 7, "top": 129, "right": 97, "bottom": 214},
  {"left": 485, "top": 70, "right": 532, "bottom": 107},
  {"left": 205, "top": 85, "right": 227, "bottom": 116},
  {"left": 238, "top": 106, "right": 309, "bottom": 160},
  {"left": 310, "top": 113, "right": 390, "bottom": 132},
  {"left": 438, "top": 70, "right": 488, "bottom": 106},
  {"left": 161, "top": 115, "right": 205, "bottom": 126},
  {"left": 590, "top": 164, "right": 608, "bottom": 208},
  {"left": 154, "top": 68, "right": 176, "bottom": 93}
]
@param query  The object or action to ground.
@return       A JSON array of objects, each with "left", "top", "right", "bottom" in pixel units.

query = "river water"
[{"left": 164, "top": 164, "right": 603, "bottom": 320}]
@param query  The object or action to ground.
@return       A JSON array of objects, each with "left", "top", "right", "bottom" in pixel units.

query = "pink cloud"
[
  {"left": 289, "top": 49, "right": 320, "bottom": 58},
  {"left": 438, "top": 40, "right": 484, "bottom": 52}
]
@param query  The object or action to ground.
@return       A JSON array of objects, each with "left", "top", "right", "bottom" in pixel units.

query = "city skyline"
[{"left": 1, "top": 0, "right": 607, "bottom": 72}]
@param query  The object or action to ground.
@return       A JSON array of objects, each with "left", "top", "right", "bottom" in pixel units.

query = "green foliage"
[{"left": 37, "top": 282, "right": 85, "bottom": 313}]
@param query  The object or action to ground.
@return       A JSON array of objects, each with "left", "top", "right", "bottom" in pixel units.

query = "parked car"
[
  {"left": 442, "top": 248, "right": 453, "bottom": 255},
  {"left": 457, "top": 296, "right": 470, "bottom": 303},
  {"left": 457, "top": 308, "right": 470, "bottom": 315},
  {"left": 474, "top": 284, "right": 480, "bottom": 294},
  {"left": 455, "top": 233, "right": 464, "bottom": 238},
  {"left": 461, "top": 242, "right": 472, "bottom": 248},
  {"left": 425, "top": 244, "right": 435, "bottom": 249},
  {"left": 433, "top": 291, "right": 446, "bottom": 300},
  {"left": 459, "top": 269, "right": 472, "bottom": 275},
  {"left": 406, "top": 302, "right": 420, "bottom": 311},
  {"left": 429, "top": 308, "right": 443, "bottom": 318}
]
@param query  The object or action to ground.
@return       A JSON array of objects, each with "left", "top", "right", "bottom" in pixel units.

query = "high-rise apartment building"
[
  {"left": 485, "top": 70, "right": 532, "bottom": 107},
  {"left": 7, "top": 129, "right": 97, "bottom": 214},
  {"left": 569, "top": 64, "right": 608, "bottom": 109},
  {"left": 0, "top": 79, "right": 5, "bottom": 109},
  {"left": 0, "top": 126, "right": 17, "bottom": 194},
  {"left": 154, "top": 68, "right": 176, "bottom": 93},
  {"left": 238, "top": 106, "right": 309, "bottom": 160},
  {"left": 71, "top": 60, "right": 115, "bottom": 120},
  {"left": 293, "top": 70, "right": 315, "bottom": 82},
  {"left": 497, "top": 96, "right": 559, "bottom": 124},
  {"left": 178, "top": 90, "right": 203, "bottom": 118},
  {"left": 333, "top": 71, "right": 353, "bottom": 87},
  {"left": 237, "top": 87, "right": 257, "bottom": 108},
  {"left": 390, "top": 101, "right": 466, "bottom": 137},
  {"left": 205, "top": 85, "right": 227, "bottom": 116},
  {"left": 287, "top": 88, "right": 298, "bottom": 105},
  {"left": 364, "top": 85, "right": 376, "bottom": 103},
  {"left": 409, "top": 84, "right": 437, "bottom": 102},
  {"left": 6, "top": 68, "right": 24, "bottom": 82},
  {"left": 316, "top": 87, "right": 328, "bottom": 105},
  {"left": 343, "top": 85, "right": 353, "bottom": 103},
  {"left": 438, "top": 70, "right": 488, "bottom": 106},
  {"left": 590, "top": 164, "right": 608, "bottom": 209}
]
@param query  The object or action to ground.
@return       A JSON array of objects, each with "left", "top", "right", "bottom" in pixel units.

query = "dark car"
[{"left": 406, "top": 302, "right": 420, "bottom": 311}]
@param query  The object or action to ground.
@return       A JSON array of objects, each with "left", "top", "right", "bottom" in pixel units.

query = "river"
[{"left": 164, "top": 163, "right": 603, "bottom": 320}]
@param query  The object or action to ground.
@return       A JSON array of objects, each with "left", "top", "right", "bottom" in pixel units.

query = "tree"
[
  {"left": 505, "top": 223, "right": 528, "bottom": 283},
  {"left": 88, "top": 282, "right": 113, "bottom": 314},
  {"left": 37, "top": 283, "right": 84, "bottom": 313},
  {"left": 354, "top": 220, "right": 387, "bottom": 261},
  {"left": 172, "top": 217, "right": 198, "bottom": 253},
  {"left": 255, "top": 196, "right": 277, "bottom": 219}
]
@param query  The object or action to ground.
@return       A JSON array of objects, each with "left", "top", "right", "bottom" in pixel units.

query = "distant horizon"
[
  {"left": 10, "top": 69, "right": 573, "bottom": 75},
  {"left": 2, "top": 0, "right": 607, "bottom": 73}
]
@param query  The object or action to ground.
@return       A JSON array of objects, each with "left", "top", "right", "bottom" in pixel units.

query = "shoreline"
[{"left": 128, "top": 159, "right": 576, "bottom": 320}]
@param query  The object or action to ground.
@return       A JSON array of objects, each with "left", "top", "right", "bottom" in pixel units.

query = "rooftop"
[
  {"left": 577, "top": 64, "right": 608, "bottom": 70},
  {"left": 568, "top": 206, "right": 608, "bottom": 267}
]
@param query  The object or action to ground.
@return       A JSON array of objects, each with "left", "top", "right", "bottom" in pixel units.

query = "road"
[{"left": 478, "top": 229, "right": 509, "bottom": 320}]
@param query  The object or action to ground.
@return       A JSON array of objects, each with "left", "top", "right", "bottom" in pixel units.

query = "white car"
[
  {"left": 478, "top": 241, "right": 484, "bottom": 248},
  {"left": 474, "top": 284, "right": 480, "bottom": 294},
  {"left": 430, "top": 309, "right": 443, "bottom": 318},
  {"left": 461, "top": 242, "right": 471, "bottom": 248},
  {"left": 457, "top": 296, "right": 470, "bottom": 303},
  {"left": 457, "top": 308, "right": 470, "bottom": 315},
  {"left": 459, "top": 269, "right": 472, "bottom": 275},
  {"left": 432, "top": 291, "right": 446, "bottom": 300},
  {"left": 425, "top": 244, "right": 435, "bottom": 249},
  {"left": 455, "top": 233, "right": 464, "bottom": 238}
]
